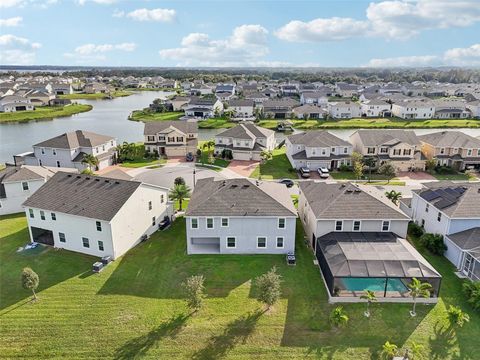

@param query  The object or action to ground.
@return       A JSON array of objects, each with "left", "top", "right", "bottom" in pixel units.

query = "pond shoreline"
[{"left": 0, "top": 104, "right": 93, "bottom": 124}]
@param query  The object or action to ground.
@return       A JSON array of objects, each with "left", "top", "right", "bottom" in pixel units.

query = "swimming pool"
[{"left": 339, "top": 277, "right": 408, "bottom": 293}]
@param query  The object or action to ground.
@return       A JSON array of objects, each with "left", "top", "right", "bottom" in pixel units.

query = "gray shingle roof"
[
  {"left": 352, "top": 129, "right": 420, "bottom": 146},
  {"left": 418, "top": 131, "right": 480, "bottom": 148},
  {"left": 23, "top": 172, "right": 141, "bottom": 221},
  {"left": 0, "top": 166, "right": 44, "bottom": 183},
  {"left": 33, "top": 130, "right": 114, "bottom": 149},
  {"left": 299, "top": 182, "right": 408, "bottom": 220},
  {"left": 186, "top": 177, "right": 297, "bottom": 217},
  {"left": 288, "top": 130, "right": 351, "bottom": 148},
  {"left": 144, "top": 121, "right": 198, "bottom": 135},
  {"left": 446, "top": 227, "right": 480, "bottom": 252},
  {"left": 228, "top": 99, "right": 254, "bottom": 107},
  {"left": 216, "top": 123, "right": 273, "bottom": 140}
]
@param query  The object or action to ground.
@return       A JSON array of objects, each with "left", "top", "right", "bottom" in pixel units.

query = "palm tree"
[
  {"left": 385, "top": 190, "right": 402, "bottom": 205},
  {"left": 169, "top": 184, "right": 191, "bottom": 211},
  {"left": 81, "top": 153, "right": 99, "bottom": 171},
  {"left": 360, "top": 289, "right": 377, "bottom": 317},
  {"left": 447, "top": 305, "right": 470, "bottom": 328},
  {"left": 329, "top": 306, "right": 349, "bottom": 328},
  {"left": 381, "top": 341, "right": 398, "bottom": 360},
  {"left": 260, "top": 150, "right": 272, "bottom": 163},
  {"left": 408, "top": 341, "right": 424, "bottom": 360},
  {"left": 408, "top": 278, "right": 432, "bottom": 317}
]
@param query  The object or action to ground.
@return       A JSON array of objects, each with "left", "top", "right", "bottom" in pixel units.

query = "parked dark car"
[
  {"left": 299, "top": 167, "right": 311, "bottom": 178},
  {"left": 186, "top": 152, "right": 194, "bottom": 162},
  {"left": 278, "top": 179, "right": 294, "bottom": 188}
]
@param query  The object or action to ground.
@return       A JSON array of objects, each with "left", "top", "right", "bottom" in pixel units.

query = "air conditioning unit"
[
  {"left": 101, "top": 255, "right": 112, "bottom": 265},
  {"left": 140, "top": 234, "right": 149, "bottom": 242},
  {"left": 92, "top": 261, "right": 104, "bottom": 273}
]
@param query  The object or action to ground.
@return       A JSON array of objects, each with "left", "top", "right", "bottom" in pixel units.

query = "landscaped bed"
[
  {"left": 0, "top": 213, "right": 478, "bottom": 359},
  {"left": 0, "top": 104, "right": 93, "bottom": 123}
]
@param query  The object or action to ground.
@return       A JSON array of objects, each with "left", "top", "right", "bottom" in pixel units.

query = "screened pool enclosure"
[{"left": 315, "top": 232, "right": 441, "bottom": 299}]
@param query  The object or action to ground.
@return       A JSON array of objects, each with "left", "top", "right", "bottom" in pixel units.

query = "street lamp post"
[{"left": 193, "top": 167, "right": 196, "bottom": 186}]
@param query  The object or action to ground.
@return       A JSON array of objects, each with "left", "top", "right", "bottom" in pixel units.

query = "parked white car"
[{"left": 317, "top": 167, "right": 329, "bottom": 178}]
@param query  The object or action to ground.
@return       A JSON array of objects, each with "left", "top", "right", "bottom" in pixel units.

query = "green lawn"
[
  {"left": 59, "top": 91, "right": 133, "bottom": 100},
  {"left": 0, "top": 214, "right": 478, "bottom": 359},
  {"left": 251, "top": 147, "right": 296, "bottom": 180},
  {"left": 0, "top": 104, "right": 93, "bottom": 123},
  {"left": 430, "top": 172, "right": 475, "bottom": 181},
  {"left": 198, "top": 118, "right": 236, "bottom": 129},
  {"left": 129, "top": 110, "right": 184, "bottom": 122},
  {"left": 120, "top": 158, "right": 166, "bottom": 168},
  {"left": 197, "top": 141, "right": 230, "bottom": 168}
]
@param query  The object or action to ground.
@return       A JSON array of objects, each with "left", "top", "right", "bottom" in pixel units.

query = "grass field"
[
  {"left": 0, "top": 213, "right": 478, "bottom": 359},
  {"left": 430, "top": 172, "right": 476, "bottom": 181},
  {"left": 130, "top": 110, "right": 184, "bottom": 122},
  {"left": 59, "top": 91, "right": 133, "bottom": 100},
  {"left": 251, "top": 147, "right": 296, "bottom": 180},
  {"left": 0, "top": 104, "right": 93, "bottom": 123}
]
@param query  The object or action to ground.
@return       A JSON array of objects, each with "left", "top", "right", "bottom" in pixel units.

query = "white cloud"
[
  {"left": 0, "top": 34, "right": 41, "bottom": 65},
  {"left": 0, "top": 49, "right": 35, "bottom": 64},
  {"left": 276, "top": 0, "right": 480, "bottom": 42},
  {"left": 0, "top": 16, "right": 22, "bottom": 27},
  {"left": 64, "top": 42, "right": 136, "bottom": 63},
  {"left": 77, "top": 0, "right": 117, "bottom": 5},
  {"left": 275, "top": 18, "right": 370, "bottom": 42},
  {"left": 367, "top": 55, "right": 439, "bottom": 67},
  {"left": 124, "top": 8, "right": 176, "bottom": 22},
  {"left": 0, "top": 0, "right": 24, "bottom": 8},
  {"left": 159, "top": 25, "right": 269, "bottom": 66},
  {"left": 444, "top": 44, "right": 480, "bottom": 66}
]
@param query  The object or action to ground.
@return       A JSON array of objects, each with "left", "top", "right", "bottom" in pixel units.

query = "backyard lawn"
[
  {"left": 129, "top": 110, "right": 184, "bottom": 122},
  {"left": 0, "top": 104, "right": 92, "bottom": 123},
  {"left": 251, "top": 147, "right": 297, "bottom": 180},
  {"left": 197, "top": 141, "right": 230, "bottom": 168},
  {"left": 1, "top": 213, "right": 478, "bottom": 359},
  {"left": 59, "top": 91, "right": 133, "bottom": 100}
]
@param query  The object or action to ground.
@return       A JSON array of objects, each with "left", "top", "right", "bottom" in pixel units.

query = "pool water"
[{"left": 339, "top": 277, "right": 408, "bottom": 293}]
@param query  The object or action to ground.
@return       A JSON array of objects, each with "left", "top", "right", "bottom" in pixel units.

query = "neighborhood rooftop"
[
  {"left": 287, "top": 130, "right": 351, "bottom": 147},
  {"left": 418, "top": 131, "right": 480, "bottom": 148},
  {"left": 143, "top": 120, "right": 198, "bottom": 135},
  {"left": 216, "top": 123, "right": 274, "bottom": 140},
  {"left": 33, "top": 130, "right": 114, "bottom": 149},
  {"left": 352, "top": 129, "right": 421, "bottom": 146}
]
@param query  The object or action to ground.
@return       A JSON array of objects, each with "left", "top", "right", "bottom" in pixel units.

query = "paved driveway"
[
  {"left": 227, "top": 160, "right": 260, "bottom": 177},
  {"left": 133, "top": 164, "right": 225, "bottom": 189}
]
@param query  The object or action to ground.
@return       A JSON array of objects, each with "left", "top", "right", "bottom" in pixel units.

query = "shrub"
[
  {"left": 408, "top": 222, "right": 424, "bottom": 238},
  {"left": 182, "top": 275, "right": 206, "bottom": 312},
  {"left": 338, "top": 164, "right": 351, "bottom": 172},
  {"left": 447, "top": 305, "right": 470, "bottom": 327},
  {"left": 463, "top": 281, "right": 480, "bottom": 311},
  {"left": 255, "top": 266, "right": 282, "bottom": 309},
  {"left": 419, "top": 233, "right": 447, "bottom": 255},
  {"left": 288, "top": 167, "right": 297, "bottom": 173},
  {"left": 435, "top": 166, "right": 456, "bottom": 175}
]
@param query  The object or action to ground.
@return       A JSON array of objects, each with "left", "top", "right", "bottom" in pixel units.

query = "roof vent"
[
  {"left": 85, "top": 177, "right": 90, "bottom": 180},
  {"left": 341, "top": 184, "right": 346, "bottom": 188},
  {"left": 95, "top": 178, "right": 100, "bottom": 182},
  {"left": 115, "top": 181, "right": 120, "bottom": 184},
  {"left": 345, "top": 189, "right": 353, "bottom": 193},
  {"left": 67, "top": 174, "right": 72, "bottom": 177},
  {"left": 242, "top": 184, "right": 249, "bottom": 189},
  {"left": 105, "top": 179, "right": 110, "bottom": 183},
  {"left": 354, "top": 189, "right": 361, "bottom": 193},
  {"left": 76, "top": 175, "right": 81, "bottom": 179},
  {"left": 230, "top": 184, "right": 238, "bottom": 189}
]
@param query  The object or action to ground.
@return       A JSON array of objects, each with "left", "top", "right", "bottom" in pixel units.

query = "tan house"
[
  {"left": 349, "top": 129, "right": 426, "bottom": 171},
  {"left": 144, "top": 121, "right": 198, "bottom": 157},
  {"left": 419, "top": 131, "right": 480, "bottom": 170}
]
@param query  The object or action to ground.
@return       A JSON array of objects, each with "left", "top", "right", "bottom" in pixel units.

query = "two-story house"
[
  {"left": 0, "top": 95, "right": 34, "bottom": 112},
  {"left": 411, "top": 182, "right": 480, "bottom": 281},
  {"left": 215, "top": 84, "right": 236, "bottom": 101},
  {"left": 262, "top": 98, "right": 300, "bottom": 119},
  {"left": 23, "top": 172, "right": 173, "bottom": 259},
  {"left": 391, "top": 99, "right": 434, "bottom": 119},
  {"left": 360, "top": 99, "right": 391, "bottom": 117},
  {"left": 214, "top": 123, "right": 275, "bottom": 161},
  {"left": 300, "top": 91, "right": 329, "bottom": 106},
  {"left": 23, "top": 130, "right": 117, "bottom": 171},
  {"left": 184, "top": 97, "right": 223, "bottom": 118},
  {"left": 0, "top": 165, "right": 77, "bottom": 215},
  {"left": 185, "top": 177, "right": 297, "bottom": 254},
  {"left": 432, "top": 99, "right": 470, "bottom": 119},
  {"left": 419, "top": 131, "right": 480, "bottom": 170},
  {"left": 299, "top": 181, "right": 441, "bottom": 301},
  {"left": 327, "top": 101, "right": 361, "bottom": 119},
  {"left": 143, "top": 121, "right": 198, "bottom": 157},
  {"left": 227, "top": 99, "right": 255, "bottom": 118},
  {"left": 334, "top": 83, "right": 360, "bottom": 98},
  {"left": 286, "top": 130, "right": 353, "bottom": 170},
  {"left": 349, "top": 129, "right": 426, "bottom": 171}
]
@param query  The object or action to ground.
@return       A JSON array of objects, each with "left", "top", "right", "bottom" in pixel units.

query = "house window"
[
  {"left": 437, "top": 212, "right": 442, "bottom": 222},
  {"left": 236, "top": 141, "right": 241, "bottom": 146},
  {"left": 29, "top": 209, "right": 34, "bottom": 218},
  {"left": 98, "top": 240, "right": 104, "bottom": 251},
  {"left": 440, "top": 148, "right": 445, "bottom": 154},
  {"left": 393, "top": 149, "right": 401, "bottom": 155},
  {"left": 51, "top": 213, "right": 56, "bottom": 221},
  {"left": 59, "top": 232, "right": 66, "bottom": 243},
  {"left": 160, "top": 195, "right": 164, "bottom": 203},
  {"left": 191, "top": 218, "right": 198, "bottom": 229},
  {"left": 176, "top": 137, "right": 184, "bottom": 142},
  {"left": 257, "top": 237, "right": 267, "bottom": 248},
  {"left": 353, "top": 220, "right": 361, "bottom": 231},
  {"left": 380, "top": 147, "right": 388, "bottom": 154},
  {"left": 41, "top": 148, "right": 45, "bottom": 155},
  {"left": 477, "top": 149, "right": 480, "bottom": 156},
  {"left": 367, "top": 147, "right": 375, "bottom": 154},
  {"left": 344, "top": 147, "right": 348, "bottom": 154},
  {"left": 147, "top": 136, "right": 155, "bottom": 142},
  {"left": 40, "top": 211, "right": 45, "bottom": 220},
  {"left": 331, "top": 147, "right": 335, "bottom": 153},
  {"left": 148, "top": 201, "right": 152, "bottom": 210},
  {"left": 111, "top": 141, "right": 114, "bottom": 146},
  {"left": 467, "top": 149, "right": 473, "bottom": 156},
  {"left": 39, "top": 160, "right": 42, "bottom": 166},
  {"left": 425, "top": 204, "right": 429, "bottom": 213},
  {"left": 421, "top": 219, "right": 425, "bottom": 228},
  {"left": 382, "top": 221, "right": 390, "bottom": 231},
  {"left": 96, "top": 221, "right": 102, "bottom": 231},
  {"left": 226, "top": 237, "right": 236, "bottom": 248},
  {"left": 403, "top": 149, "right": 412, "bottom": 156},
  {"left": 321, "top": 148, "right": 326, "bottom": 155},
  {"left": 276, "top": 237, "right": 284, "bottom": 248},
  {"left": 206, "top": 218, "right": 214, "bottom": 229},
  {"left": 53, "top": 148, "right": 57, "bottom": 156},
  {"left": 82, "top": 237, "right": 90, "bottom": 248},
  {"left": 102, "top": 145, "right": 105, "bottom": 152},
  {"left": 221, "top": 218, "right": 229, "bottom": 227},
  {"left": 152, "top": 216, "right": 156, "bottom": 226},
  {"left": 335, "top": 220, "right": 343, "bottom": 231},
  {"left": 22, "top": 182, "right": 29, "bottom": 191},
  {"left": 278, "top": 218, "right": 286, "bottom": 229},
  {"left": 56, "top": 161, "right": 60, "bottom": 167}
]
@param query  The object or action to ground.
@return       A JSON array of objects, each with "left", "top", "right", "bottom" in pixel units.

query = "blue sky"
[{"left": 1, "top": 0, "right": 480, "bottom": 67}]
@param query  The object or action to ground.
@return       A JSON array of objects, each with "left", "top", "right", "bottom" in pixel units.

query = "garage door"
[{"left": 233, "top": 151, "right": 252, "bottom": 161}]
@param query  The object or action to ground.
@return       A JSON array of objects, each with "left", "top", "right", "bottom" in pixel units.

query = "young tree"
[
  {"left": 378, "top": 162, "right": 396, "bottom": 183},
  {"left": 425, "top": 158, "right": 436, "bottom": 172},
  {"left": 351, "top": 152, "right": 364, "bottom": 180},
  {"left": 260, "top": 150, "right": 273, "bottom": 162},
  {"left": 208, "top": 153, "right": 215, "bottom": 165},
  {"left": 329, "top": 306, "right": 349, "bottom": 327},
  {"left": 81, "top": 153, "right": 99, "bottom": 171},
  {"left": 381, "top": 341, "right": 398, "bottom": 360},
  {"left": 255, "top": 266, "right": 282, "bottom": 310},
  {"left": 363, "top": 157, "right": 376, "bottom": 182},
  {"left": 360, "top": 289, "right": 377, "bottom": 317},
  {"left": 408, "top": 278, "right": 433, "bottom": 317},
  {"left": 169, "top": 184, "right": 191, "bottom": 211},
  {"left": 385, "top": 190, "right": 402, "bottom": 205},
  {"left": 22, "top": 267, "right": 39, "bottom": 301},
  {"left": 174, "top": 177, "right": 186, "bottom": 186},
  {"left": 447, "top": 305, "right": 470, "bottom": 328},
  {"left": 182, "top": 275, "right": 206, "bottom": 312},
  {"left": 408, "top": 341, "right": 424, "bottom": 360}
]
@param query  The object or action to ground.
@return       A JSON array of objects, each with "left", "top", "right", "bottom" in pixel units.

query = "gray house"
[{"left": 185, "top": 177, "right": 297, "bottom": 254}]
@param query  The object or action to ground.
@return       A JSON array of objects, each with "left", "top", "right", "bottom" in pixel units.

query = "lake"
[{"left": 1, "top": 91, "right": 480, "bottom": 163}]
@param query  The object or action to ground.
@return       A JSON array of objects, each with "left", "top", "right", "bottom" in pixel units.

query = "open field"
[
  {"left": 59, "top": 91, "right": 133, "bottom": 100},
  {"left": 0, "top": 104, "right": 93, "bottom": 123},
  {"left": 0, "top": 213, "right": 478, "bottom": 359}
]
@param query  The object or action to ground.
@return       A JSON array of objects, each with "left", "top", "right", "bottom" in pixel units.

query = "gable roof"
[
  {"left": 352, "top": 129, "right": 420, "bottom": 147},
  {"left": 418, "top": 131, "right": 480, "bottom": 148},
  {"left": 446, "top": 227, "right": 480, "bottom": 252},
  {"left": 186, "top": 177, "right": 296, "bottom": 217},
  {"left": 216, "top": 123, "right": 273, "bottom": 140},
  {"left": 0, "top": 165, "right": 76, "bottom": 184},
  {"left": 144, "top": 121, "right": 198, "bottom": 135},
  {"left": 33, "top": 130, "right": 114, "bottom": 149},
  {"left": 23, "top": 172, "right": 142, "bottom": 221},
  {"left": 299, "top": 182, "right": 408, "bottom": 220},
  {"left": 287, "top": 130, "right": 350, "bottom": 148}
]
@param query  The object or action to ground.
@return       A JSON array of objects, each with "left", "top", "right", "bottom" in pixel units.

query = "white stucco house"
[
  {"left": 23, "top": 172, "right": 173, "bottom": 259},
  {"left": 185, "top": 177, "right": 297, "bottom": 254},
  {"left": 0, "top": 95, "right": 34, "bottom": 112},
  {"left": 391, "top": 99, "right": 434, "bottom": 119},
  {"left": 327, "top": 101, "right": 361, "bottom": 119},
  {"left": 227, "top": 99, "right": 255, "bottom": 118}
]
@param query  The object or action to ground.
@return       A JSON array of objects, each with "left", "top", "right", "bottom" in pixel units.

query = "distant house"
[
  {"left": 84, "top": 82, "right": 108, "bottom": 94},
  {"left": 189, "top": 84, "right": 214, "bottom": 96},
  {"left": 245, "top": 92, "right": 269, "bottom": 105},
  {"left": 335, "top": 83, "right": 359, "bottom": 98},
  {"left": 0, "top": 165, "right": 77, "bottom": 215},
  {"left": 23, "top": 172, "right": 173, "bottom": 259},
  {"left": 327, "top": 101, "right": 361, "bottom": 119},
  {"left": 227, "top": 99, "right": 255, "bottom": 118},
  {"left": 280, "top": 84, "right": 298, "bottom": 96},
  {"left": 432, "top": 99, "right": 470, "bottom": 119},
  {"left": 0, "top": 95, "right": 34, "bottom": 112},
  {"left": 215, "top": 84, "right": 235, "bottom": 101},
  {"left": 418, "top": 131, "right": 480, "bottom": 170},
  {"left": 168, "top": 96, "right": 191, "bottom": 111},
  {"left": 263, "top": 98, "right": 300, "bottom": 119},
  {"left": 379, "top": 83, "right": 403, "bottom": 95},
  {"left": 300, "top": 91, "right": 328, "bottom": 106},
  {"left": 184, "top": 97, "right": 223, "bottom": 118},
  {"left": 25, "top": 90, "right": 52, "bottom": 106},
  {"left": 23, "top": 130, "right": 117, "bottom": 171},
  {"left": 360, "top": 99, "right": 391, "bottom": 117},
  {"left": 292, "top": 104, "right": 327, "bottom": 119},
  {"left": 50, "top": 83, "right": 73, "bottom": 95},
  {"left": 391, "top": 99, "right": 434, "bottom": 119},
  {"left": 286, "top": 130, "right": 353, "bottom": 170},
  {"left": 214, "top": 123, "right": 275, "bottom": 161},
  {"left": 349, "top": 129, "right": 426, "bottom": 171},
  {"left": 185, "top": 177, "right": 297, "bottom": 254},
  {"left": 466, "top": 100, "right": 480, "bottom": 118},
  {"left": 144, "top": 121, "right": 198, "bottom": 157}
]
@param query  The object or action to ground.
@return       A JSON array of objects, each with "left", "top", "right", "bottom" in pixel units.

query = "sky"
[{"left": 0, "top": 0, "right": 480, "bottom": 68}]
